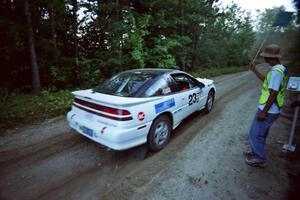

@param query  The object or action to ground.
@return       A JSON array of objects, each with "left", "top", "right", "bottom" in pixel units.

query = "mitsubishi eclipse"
[{"left": 67, "top": 68, "right": 216, "bottom": 151}]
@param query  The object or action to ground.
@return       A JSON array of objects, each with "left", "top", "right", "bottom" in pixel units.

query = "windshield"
[{"left": 93, "top": 71, "right": 158, "bottom": 97}]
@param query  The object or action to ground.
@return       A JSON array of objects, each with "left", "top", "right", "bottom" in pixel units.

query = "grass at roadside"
[
  {"left": 0, "top": 89, "right": 73, "bottom": 129},
  {"left": 0, "top": 66, "right": 248, "bottom": 129},
  {"left": 191, "top": 66, "right": 248, "bottom": 78}
]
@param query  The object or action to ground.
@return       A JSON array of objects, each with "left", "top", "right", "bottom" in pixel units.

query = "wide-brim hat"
[{"left": 260, "top": 44, "right": 281, "bottom": 58}]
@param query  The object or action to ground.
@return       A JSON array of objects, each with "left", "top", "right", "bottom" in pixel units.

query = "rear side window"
[
  {"left": 144, "top": 76, "right": 174, "bottom": 97},
  {"left": 93, "top": 71, "right": 158, "bottom": 97}
]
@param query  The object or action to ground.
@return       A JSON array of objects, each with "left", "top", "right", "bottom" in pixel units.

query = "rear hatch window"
[{"left": 93, "top": 71, "right": 158, "bottom": 97}]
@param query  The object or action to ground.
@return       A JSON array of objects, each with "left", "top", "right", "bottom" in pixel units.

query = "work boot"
[
  {"left": 243, "top": 150, "right": 255, "bottom": 157},
  {"left": 245, "top": 155, "right": 267, "bottom": 168}
]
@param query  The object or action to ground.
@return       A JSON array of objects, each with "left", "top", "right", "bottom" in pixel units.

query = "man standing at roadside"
[{"left": 244, "top": 44, "right": 287, "bottom": 167}]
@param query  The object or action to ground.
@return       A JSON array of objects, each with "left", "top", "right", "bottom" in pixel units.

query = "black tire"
[
  {"left": 148, "top": 115, "right": 171, "bottom": 151},
  {"left": 203, "top": 90, "right": 214, "bottom": 113}
]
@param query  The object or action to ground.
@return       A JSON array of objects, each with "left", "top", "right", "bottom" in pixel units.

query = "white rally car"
[{"left": 67, "top": 68, "right": 216, "bottom": 151}]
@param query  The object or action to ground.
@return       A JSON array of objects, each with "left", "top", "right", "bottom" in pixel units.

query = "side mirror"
[{"left": 198, "top": 81, "right": 205, "bottom": 88}]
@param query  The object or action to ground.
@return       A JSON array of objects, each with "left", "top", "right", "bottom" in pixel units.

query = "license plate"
[{"left": 80, "top": 126, "right": 93, "bottom": 137}]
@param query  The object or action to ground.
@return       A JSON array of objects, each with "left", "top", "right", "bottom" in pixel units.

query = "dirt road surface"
[{"left": 1, "top": 70, "right": 299, "bottom": 200}]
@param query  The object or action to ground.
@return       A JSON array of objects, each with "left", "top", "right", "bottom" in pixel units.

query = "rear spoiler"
[{"left": 72, "top": 89, "right": 163, "bottom": 107}]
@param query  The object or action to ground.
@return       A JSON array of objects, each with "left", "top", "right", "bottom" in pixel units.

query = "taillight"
[
  {"left": 73, "top": 98, "right": 132, "bottom": 121},
  {"left": 102, "top": 106, "right": 131, "bottom": 116}
]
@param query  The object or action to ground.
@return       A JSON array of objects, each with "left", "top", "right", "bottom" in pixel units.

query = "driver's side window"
[{"left": 171, "top": 74, "right": 197, "bottom": 91}]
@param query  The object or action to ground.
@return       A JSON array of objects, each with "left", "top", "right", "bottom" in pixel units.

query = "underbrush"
[
  {"left": 191, "top": 66, "right": 247, "bottom": 78},
  {"left": 0, "top": 89, "right": 73, "bottom": 129}
]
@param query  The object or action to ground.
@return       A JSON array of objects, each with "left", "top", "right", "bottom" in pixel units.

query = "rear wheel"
[
  {"left": 204, "top": 91, "right": 214, "bottom": 113},
  {"left": 148, "top": 115, "right": 171, "bottom": 151}
]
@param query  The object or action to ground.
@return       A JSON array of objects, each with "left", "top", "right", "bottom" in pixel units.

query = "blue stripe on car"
[{"left": 155, "top": 98, "right": 175, "bottom": 114}]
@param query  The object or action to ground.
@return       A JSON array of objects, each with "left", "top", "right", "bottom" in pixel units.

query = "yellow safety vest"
[{"left": 258, "top": 67, "right": 287, "bottom": 108}]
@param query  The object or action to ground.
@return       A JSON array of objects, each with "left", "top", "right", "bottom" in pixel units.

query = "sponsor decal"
[
  {"left": 155, "top": 98, "right": 175, "bottom": 114},
  {"left": 162, "top": 87, "right": 171, "bottom": 95},
  {"left": 138, "top": 112, "right": 145, "bottom": 121}
]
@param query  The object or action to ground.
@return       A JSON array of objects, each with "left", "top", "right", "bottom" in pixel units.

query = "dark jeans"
[{"left": 248, "top": 109, "right": 279, "bottom": 161}]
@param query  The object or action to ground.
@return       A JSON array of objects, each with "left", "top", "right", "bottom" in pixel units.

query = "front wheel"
[
  {"left": 203, "top": 91, "right": 214, "bottom": 113},
  {"left": 148, "top": 115, "right": 171, "bottom": 151}
]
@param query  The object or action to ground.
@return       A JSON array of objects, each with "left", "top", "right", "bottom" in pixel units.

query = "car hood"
[{"left": 196, "top": 78, "right": 214, "bottom": 86}]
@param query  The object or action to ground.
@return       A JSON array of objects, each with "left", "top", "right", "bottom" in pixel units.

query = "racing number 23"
[{"left": 188, "top": 93, "right": 197, "bottom": 106}]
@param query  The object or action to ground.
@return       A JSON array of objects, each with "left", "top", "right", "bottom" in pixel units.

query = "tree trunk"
[
  {"left": 49, "top": 5, "right": 59, "bottom": 68},
  {"left": 179, "top": 0, "right": 184, "bottom": 37},
  {"left": 72, "top": 0, "right": 78, "bottom": 65},
  {"left": 179, "top": 0, "right": 185, "bottom": 71},
  {"left": 206, "top": 0, "right": 217, "bottom": 8},
  {"left": 97, "top": 0, "right": 102, "bottom": 27},
  {"left": 97, "top": 0, "right": 106, "bottom": 50},
  {"left": 116, "top": 0, "right": 122, "bottom": 66},
  {"left": 191, "top": 31, "right": 199, "bottom": 71},
  {"left": 24, "top": 0, "right": 41, "bottom": 93}
]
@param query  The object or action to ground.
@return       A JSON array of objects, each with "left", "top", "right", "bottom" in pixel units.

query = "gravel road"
[{"left": 0, "top": 70, "right": 299, "bottom": 200}]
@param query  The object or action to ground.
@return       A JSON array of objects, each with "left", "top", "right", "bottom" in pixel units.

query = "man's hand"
[
  {"left": 249, "top": 63, "right": 265, "bottom": 81},
  {"left": 249, "top": 63, "right": 256, "bottom": 71},
  {"left": 257, "top": 112, "right": 267, "bottom": 121}
]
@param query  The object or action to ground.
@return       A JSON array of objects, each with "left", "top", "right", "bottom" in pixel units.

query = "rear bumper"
[{"left": 67, "top": 111, "right": 152, "bottom": 150}]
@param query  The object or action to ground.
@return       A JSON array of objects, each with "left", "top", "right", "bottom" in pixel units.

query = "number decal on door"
[{"left": 188, "top": 93, "right": 198, "bottom": 106}]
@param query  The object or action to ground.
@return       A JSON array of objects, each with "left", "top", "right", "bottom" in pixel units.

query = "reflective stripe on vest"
[{"left": 258, "top": 67, "right": 287, "bottom": 108}]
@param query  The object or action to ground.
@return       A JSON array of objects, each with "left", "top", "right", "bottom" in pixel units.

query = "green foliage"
[
  {"left": 147, "top": 37, "right": 180, "bottom": 68},
  {"left": 290, "top": 31, "right": 300, "bottom": 68},
  {"left": 250, "top": 6, "right": 299, "bottom": 62},
  {"left": 1, "top": 0, "right": 256, "bottom": 91},
  {"left": 76, "top": 58, "right": 102, "bottom": 88},
  {"left": 1, "top": 0, "right": 299, "bottom": 127},
  {"left": 192, "top": 66, "right": 248, "bottom": 78},
  {"left": 50, "top": 66, "right": 67, "bottom": 85},
  {"left": 197, "top": 3, "right": 255, "bottom": 68},
  {"left": 125, "top": 12, "right": 150, "bottom": 67},
  {"left": 0, "top": 89, "right": 73, "bottom": 127}
]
